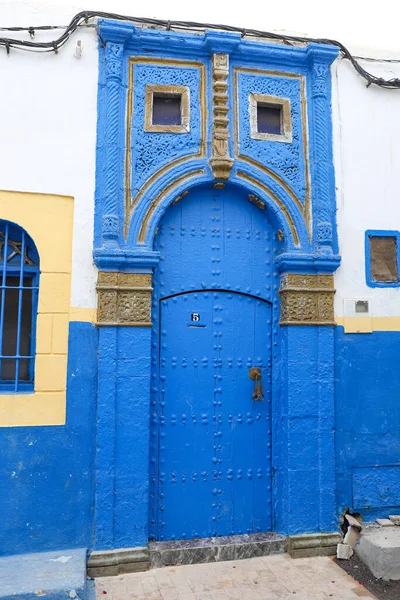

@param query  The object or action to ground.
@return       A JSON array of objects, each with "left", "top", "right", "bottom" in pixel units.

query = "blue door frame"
[{"left": 93, "top": 23, "right": 340, "bottom": 551}]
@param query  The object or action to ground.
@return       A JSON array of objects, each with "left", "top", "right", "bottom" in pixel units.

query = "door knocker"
[{"left": 248, "top": 367, "right": 264, "bottom": 401}]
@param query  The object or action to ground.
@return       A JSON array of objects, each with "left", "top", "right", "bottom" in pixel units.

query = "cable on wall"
[{"left": 0, "top": 10, "right": 399, "bottom": 89}]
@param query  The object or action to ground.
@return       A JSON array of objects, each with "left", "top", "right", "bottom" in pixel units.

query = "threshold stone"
[{"left": 149, "top": 532, "right": 286, "bottom": 567}]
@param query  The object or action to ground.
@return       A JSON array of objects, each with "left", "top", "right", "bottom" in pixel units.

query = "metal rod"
[
  {"left": 14, "top": 230, "right": 25, "bottom": 392},
  {"left": 0, "top": 223, "right": 9, "bottom": 381}
]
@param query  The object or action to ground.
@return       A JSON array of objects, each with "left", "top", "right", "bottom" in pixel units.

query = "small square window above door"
[
  {"left": 249, "top": 93, "right": 292, "bottom": 143},
  {"left": 145, "top": 85, "right": 190, "bottom": 133}
]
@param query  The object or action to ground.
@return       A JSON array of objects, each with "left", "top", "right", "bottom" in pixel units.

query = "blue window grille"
[{"left": 0, "top": 220, "right": 39, "bottom": 392}]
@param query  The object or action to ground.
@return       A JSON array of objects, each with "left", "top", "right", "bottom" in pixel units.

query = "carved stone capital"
[
  {"left": 311, "top": 62, "right": 329, "bottom": 98},
  {"left": 105, "top": 42, "right": 124, "bottom": 81},
  {"left": 279, "top": 274, "right": 335, "bottom": 326},
  {"left": 97, "top": 272, "right": 152, "bottom": 326},
  {"left": 316, "top": 221, "right": 333, "bottom": 247},
  {"left": 102, "top": 214, "right": 119, "bottom": 240}
]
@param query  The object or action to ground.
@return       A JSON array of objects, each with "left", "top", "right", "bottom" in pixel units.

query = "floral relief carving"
[
  {"left": 312, "top": 63, "right": 329, "bottom": 98},
  {"left": 97, "top": 290, "right": 118, "bottom": 324},
  {"left": 102, "top": 214, "right": 119, "bottom": 238},
  {"left": 279, "top": 274, "right": 335, "bottom": 325},
  {"left": 105, "top": 42, "right": 123, "bottom": 81},
  {"left": 97, "top": 272, "right": 153, "bottom": 326}
]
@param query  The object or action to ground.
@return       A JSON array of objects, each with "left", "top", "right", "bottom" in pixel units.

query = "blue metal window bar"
[{"left": 0, "top": 220, "right": 39, "bottom": 392}]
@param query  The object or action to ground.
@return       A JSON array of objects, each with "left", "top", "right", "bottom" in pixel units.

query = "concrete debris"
[
  {"left": 376, "top": 518, "right": 395, "bottom": 527},
  {"left": 337, "top": 507, "right": 364, "bottom": 559},
  {"left": 337, "top": 543, "right": 354, "bottom": 560},
  {"left": 343, "top": 525, "right": 362, "bottom": 549},
  {"left": 356, "top": 526, "right": 400, "bottom": 580},
  {"left": 389, "top": 515, "right": 400, "bottom": 526},
  {"left": 339, "top": 507, "right": 363, "bottom": 536},
  {"left": 344, "top": 514, "right": 363, "bottom": 532}
]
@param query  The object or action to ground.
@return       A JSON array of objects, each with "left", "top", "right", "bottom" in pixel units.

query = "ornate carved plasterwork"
[
  {"left": 124, "top": 57, "right": 206, "bottom": 238},
  {"left": 279, "top": 274, "right": 335, "bottom": 325},
  {"left": 105, "top": 43, "right": 124, "bottom": 81},
  {"left": 102, "top": 41, "right": 125, "bottom": 246},
  {"left": 97, "top": 272, "right": 153, "bottom": 326},
  {"left": 210, "top": 53, "right": 234, "bottom": 180},
  {"left": 311, "top": 62, "right": 333, "bottom": 252},
  {"left": 311, "top": 63, "right": 329, "bottom": 99}
]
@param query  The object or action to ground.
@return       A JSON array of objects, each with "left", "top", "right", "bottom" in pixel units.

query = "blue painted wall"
[
  {"left": 335, "top": 327, "right": 400, "bottom": 521},
  {"left": 0, "top": 322, "right": 98, "bottom": 556},
  {"left": 276, "top": 324, "right": 336, "bottom": 535}
]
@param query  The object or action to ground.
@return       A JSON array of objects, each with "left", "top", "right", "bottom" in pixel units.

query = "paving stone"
[
  {"left": 95, "top": 554, "right": 376, "bottom": 599},
  {"left": 389, "top": 515, "right": 400, "bottom": 525},
  {"left": 376, "top": 518, "right": 395, "bottom": 527}
]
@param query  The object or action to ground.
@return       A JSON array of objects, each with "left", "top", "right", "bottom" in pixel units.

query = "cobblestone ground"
[{"left": 95, "top": 554, "right": 377, "bottom": 600}]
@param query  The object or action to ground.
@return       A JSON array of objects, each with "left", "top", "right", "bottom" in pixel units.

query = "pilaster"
[
  {"left": 310, "top": 61, "right": 336, "bottom": 254},
  {"left": 94, "top": 271, "right": 153, "bottom": 551},
  {"left": 276, "top": 272, "right": 337, "bottom": 535},
  {"left": 102, "top": 42, "right": 125, "bottom": 247}
]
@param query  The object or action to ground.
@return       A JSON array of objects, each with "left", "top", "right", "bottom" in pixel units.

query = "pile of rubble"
[{"left": 337, "top": 510, "right": 400, "bottom": 560}]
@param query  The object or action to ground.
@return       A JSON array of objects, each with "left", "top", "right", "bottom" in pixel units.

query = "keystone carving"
[
  {"left": 97, "top": 272, "right": 152, "bottom": 326},
  {"left": 210, "top": 53, "right": 234, "bottom": 180},
  {"left": 279, "top": 274, "right": 335, "bottom": 325}
]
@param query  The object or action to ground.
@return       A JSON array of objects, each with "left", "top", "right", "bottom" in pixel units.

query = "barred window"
[{"left": 0, "top": 220, "right": 39, "bottom": 391}]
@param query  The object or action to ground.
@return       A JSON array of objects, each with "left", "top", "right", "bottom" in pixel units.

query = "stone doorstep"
[
  {"left": 149, "top": 532, "right": 287, "bottom": 568},
  {"left": 288, "top": 533, "right": 342, "bottom": 559},
  {"left": 88, "top": 532, "right": 341, "bottom": 575},
  {"left": 88, "top": 534, "right": 287, "bottom": 576},
  {"left": 87, "top": 547, "right": 150, "bottom": 578}
]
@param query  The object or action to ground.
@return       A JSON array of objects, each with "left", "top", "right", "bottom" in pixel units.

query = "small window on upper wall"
[
  {"left": 144, "top": 85, "right": 190, "bottom": 133},
  {"left": 249, "top": 93, "right": 292, "bottom": 143},
  {"left": 153, "top": 95, "right": 181, "bottom": 126},
  {"left": 366, "top": 230, "right": 400, "bottom": 287},
  {"left": 257, "top": 104, "right": 282, "bottom": 135}
]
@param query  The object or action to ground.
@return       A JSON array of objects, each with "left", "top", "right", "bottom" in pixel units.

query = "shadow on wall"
[{"left": 0, "top": 322, "right": 98, "bottom": 556}]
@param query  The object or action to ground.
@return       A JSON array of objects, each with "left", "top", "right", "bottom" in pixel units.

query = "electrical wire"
[{"left": 0, "top": 10, "right": 399, "bottom": 89}]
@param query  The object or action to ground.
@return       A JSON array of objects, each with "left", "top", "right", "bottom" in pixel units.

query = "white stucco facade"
[{"left": 1, "top": 0, "right": 399, "bottom": 320}]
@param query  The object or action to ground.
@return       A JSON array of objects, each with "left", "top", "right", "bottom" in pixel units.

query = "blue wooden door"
[
  {"left": 158, "top": 291, "right": 272, "bottom": 539},
  {"left": 150, "top": 183, "right": 277, "bottom": 541}
]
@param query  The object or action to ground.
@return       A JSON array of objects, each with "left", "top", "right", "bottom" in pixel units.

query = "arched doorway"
[{"left": 149, "top": 183, "right": 281, "bottom": 541}]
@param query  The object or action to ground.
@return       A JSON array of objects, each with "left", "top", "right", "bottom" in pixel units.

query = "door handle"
[{"left": 248, "top": 367, "right": 264, "bottom": 402}]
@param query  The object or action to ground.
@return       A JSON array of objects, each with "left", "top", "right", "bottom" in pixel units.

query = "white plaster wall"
[
  {"left": 332, "top": 58, "right": 400, "bottom": 317},
  {"left": 1, "top": 0, "right": 400, "bottom": 314}
]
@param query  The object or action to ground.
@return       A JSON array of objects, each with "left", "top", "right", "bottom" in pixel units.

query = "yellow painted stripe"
[
  {"left": 69, "top": 307, "right": 97, "bottom": 323},
  {"left": 336, "top": 316, "right": 400, "bottom": 333},
  {"left": 0, "top": 392, "right": 66, "bottom": 427}
]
